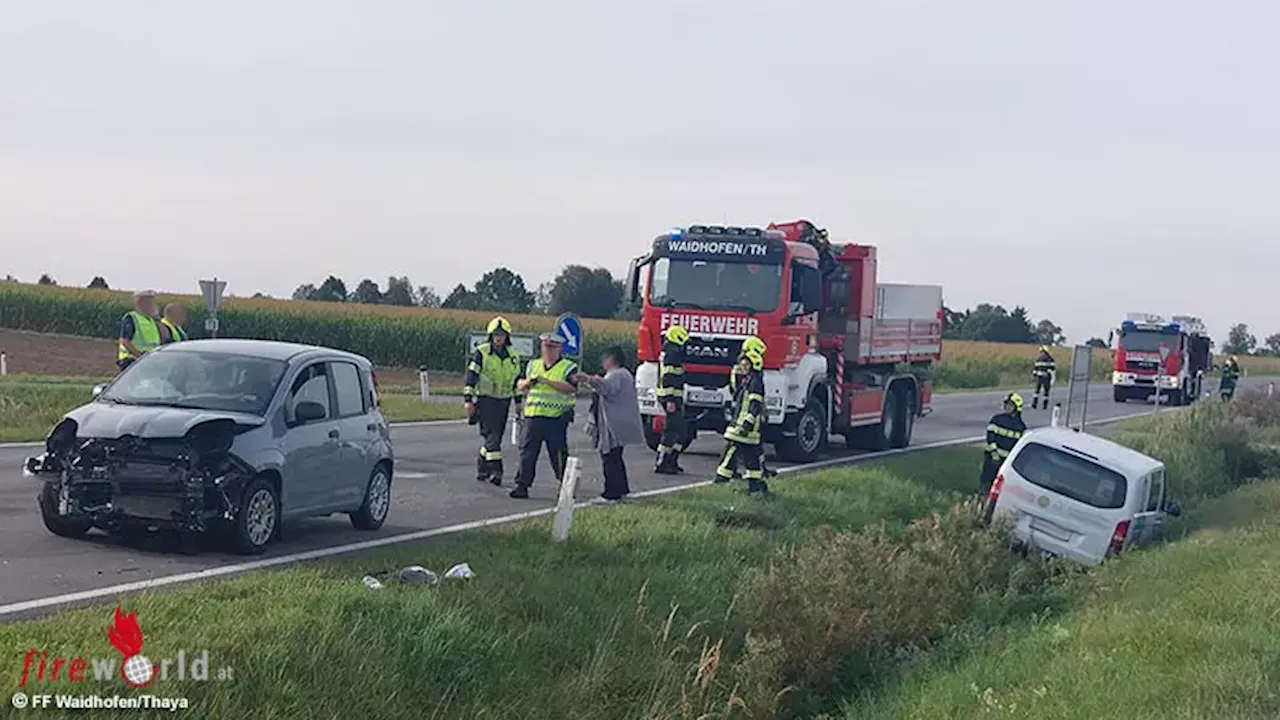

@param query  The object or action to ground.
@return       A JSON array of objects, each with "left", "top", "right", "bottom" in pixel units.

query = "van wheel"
[
  {"left": 350, "top": 464, "right": 392, "bottom": 531},
  {"left": 38, "top": 483, "right": 92, "bottom": 539},
  {"left": 776, "top": 398, "right": 827, "bottom": 463},
  {"left": 231, "top": 476, "right": 279, "bottom": 555}
]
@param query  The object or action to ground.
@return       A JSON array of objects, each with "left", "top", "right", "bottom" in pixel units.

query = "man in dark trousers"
[
  {"left": 715, "top": 347, "right": 769, "bottom": 496},
  {"left": 463, "top": 316, "right": 522, "bottom": 485},
  {"left": 980, "top": 392, "right": 1026, "bottom": 495},
  {"left": 1031, "top": 346, "right": 1056, "bottom": 409},
  {"left": 654, "top": 324, "right": 689, "bottom": 474},
  {"left": 510, "top": 332, "right": 580, "bottom": 499}
]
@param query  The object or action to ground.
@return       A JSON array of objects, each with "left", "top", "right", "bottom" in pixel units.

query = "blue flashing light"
[
  {"left": 1165, "top": 323, "right": 1180, "bottom": 333},
  {"left": 1121, "top": 320, "right": 1137, "bottom": 330}
]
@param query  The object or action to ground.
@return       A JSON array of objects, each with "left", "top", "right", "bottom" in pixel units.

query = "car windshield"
[
  {"left": 1011, "top": 441, "right": 1128, "bottom": 509},
  {"left": 1120, "top": 330, "right": 1178, "bottom": 353},
  {"left": 648, "top": 257, "right": 782, "bottom": 313},
  {"left": 101, "top": 350, "right": 288, "bottom": 416}
]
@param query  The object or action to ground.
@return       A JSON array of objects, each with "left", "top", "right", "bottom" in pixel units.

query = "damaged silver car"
[{"left": 25, "top": 339, "right": 395, "bottom": 554}]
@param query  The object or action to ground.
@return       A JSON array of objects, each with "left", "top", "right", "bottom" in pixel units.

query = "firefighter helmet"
[
  {"left": 486, "top": 316, "right": 512, "bottom": 335},
  {"left": 742, "top": 347, "right": 764, "bottom": 371},
  {"left": 1004, "top": 392, "right": 1024, "bottom": 413},
  {"left": 741, "top": 335, "right": 767, "bottom": 357},
  {"left": 664, "top": 325, "right": 690, "bottom": 346}
]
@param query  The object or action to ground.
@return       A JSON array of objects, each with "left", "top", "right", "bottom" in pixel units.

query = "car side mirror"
[
  {"left": 1163, "top": 500, "right": 1181, "bottom": 517},
  {"left": 294, "top": 401, "right": 326, "bottom": 423},
  {"left": 92, "top": 384, "right": 107, "bottom": 398}
]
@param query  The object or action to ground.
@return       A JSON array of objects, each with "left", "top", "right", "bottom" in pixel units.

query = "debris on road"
[
  {"left": 399, "top": 565, "right": 440, "bottom": 586},
  {"left": 361, "top": 575, "right": 384, "bottom": 590},
  {"left": 445, "top": 562, "right": 474, "bottom": 580}
]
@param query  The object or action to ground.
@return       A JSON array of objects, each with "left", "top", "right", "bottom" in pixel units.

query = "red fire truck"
[
  {"left": 1110, "top": 313, "right": 1212, "bottom": 405},
  {"left": 625, "top": 220, "right": 943, "bottom": 462}
]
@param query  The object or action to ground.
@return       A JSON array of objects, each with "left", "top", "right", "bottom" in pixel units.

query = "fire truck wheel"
[
  {"left": 776, "top": 398, "right": 827, "bottom": 463},
  {"left": 890, "top": 384, "right": 915, "bottom": 449},
  {"left": 1113, "top": 388, "right": 1128, "bottom": 403}
]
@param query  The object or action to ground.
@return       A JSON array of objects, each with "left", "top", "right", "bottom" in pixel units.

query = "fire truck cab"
[
  {"left": 1110, "top": 313, "right": 1212, "bottom": 405},
  {"left": 625, "top": 222, "right": 943, "bottom": 463}
]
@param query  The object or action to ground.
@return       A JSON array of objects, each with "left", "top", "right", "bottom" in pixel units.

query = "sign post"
[
  {"left": 1064, "top": 345, "right": 1093, "bottom": 431},
  {"left": 1155, "top": 343, "right": 1170, "bottom": 414},
  {"left": 199, "top": 278, "right": 227, "bottom": 338}
]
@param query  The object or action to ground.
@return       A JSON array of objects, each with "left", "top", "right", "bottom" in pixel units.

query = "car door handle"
[
  {"left": 366, "top": 423, "right": 379, "bottom": 432},
  {"left": 328, "top": 429, "right": 340, "bottom": 439}
]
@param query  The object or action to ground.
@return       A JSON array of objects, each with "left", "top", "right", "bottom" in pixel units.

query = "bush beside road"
[{"left": 3, "top": 392, "right": 1277, "bottom": 718}]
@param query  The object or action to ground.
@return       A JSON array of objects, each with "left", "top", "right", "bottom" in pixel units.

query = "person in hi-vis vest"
[
  {"left": 117, "top": 290, "right": 161, "bottom": 372},
  {"left": 463, "top": 316, "right": 522, "bottom": 486},
  {"left": 510, "top": 332, "right": 582, "bottom": 499}
]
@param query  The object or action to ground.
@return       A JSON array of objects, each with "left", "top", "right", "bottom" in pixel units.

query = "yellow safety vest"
[
  {"left": 523, "top": 358, "right": 576, "bottom": 418},
  {"left": 119, "top": 311, "right": 162, "bottom": 360},
  {"left": 468, "top": 344, "right": 521, "bottom": 399},
  {"left": 160, "top": 318, "right": 188, "bottom": 343}
]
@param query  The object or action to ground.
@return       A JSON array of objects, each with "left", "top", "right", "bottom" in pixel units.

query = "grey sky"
[{"left": 3, "top": 0, "right": 1277, "bottom": 343}]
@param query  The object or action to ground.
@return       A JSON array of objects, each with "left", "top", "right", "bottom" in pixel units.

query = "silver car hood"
[{"left": 64, "top": 402, "right": 267, "bottom": 439}]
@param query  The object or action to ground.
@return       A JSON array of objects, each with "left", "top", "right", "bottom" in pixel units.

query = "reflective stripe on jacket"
[
  {"left": 725, "top": 370, "right": 764, "bottom": 445},
  {"left": 118, "top": 311, "right": 161, "bottom": 360},
  {"left": 523, "top": 357, "right": 577, "bottom": 418},
  {"left": 985, "top": 411, "right": 1026, "bottom": 460},
  {"left": 464, "top": 344, "right": 521, "bottom": 400}
]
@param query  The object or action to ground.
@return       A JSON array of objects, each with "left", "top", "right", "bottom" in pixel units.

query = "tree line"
[{"left": 13, "top": 271, "right": 1280, "bottom": 353}]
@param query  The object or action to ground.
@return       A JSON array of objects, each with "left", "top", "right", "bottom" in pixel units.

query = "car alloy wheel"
[
  {"left": 367, "top": 468, "right": 391, "bottom": 522},
  {"left": 245, "top": 488, "right": 277, "bottom": 547}
]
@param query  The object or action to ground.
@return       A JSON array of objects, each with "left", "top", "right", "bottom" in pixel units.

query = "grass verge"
[{"left": 5, "top": 394, "right": 1278, "bottom": 719}]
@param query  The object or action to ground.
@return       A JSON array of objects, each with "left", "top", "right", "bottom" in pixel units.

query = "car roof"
[
  {"left": 157, "top": 338, "right": 371, "bottom": 366},
  {"left": 1020, "top": 427, "right": 1164, "bottom": 475}
]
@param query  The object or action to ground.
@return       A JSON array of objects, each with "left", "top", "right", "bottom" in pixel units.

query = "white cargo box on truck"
[{"left": 855, "top": 283, "right": 943, "bottom": 362}]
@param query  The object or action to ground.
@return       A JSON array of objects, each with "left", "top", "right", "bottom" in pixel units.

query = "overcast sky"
[{"left": 3, "top": 0, "right": 1277, "bottom": 343}]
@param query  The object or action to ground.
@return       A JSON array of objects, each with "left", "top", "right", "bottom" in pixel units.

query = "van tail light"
[
  {"left": 987, "top": 473, "right": 1005, "bottom": 502},
  {"left": 1108, "top": 519, "right": 1131, "bottom": 556}
]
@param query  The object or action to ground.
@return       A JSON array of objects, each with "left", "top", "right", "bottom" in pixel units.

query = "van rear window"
[{"left": 1010, "top": 442, "right": 1128, "bottom": 509}]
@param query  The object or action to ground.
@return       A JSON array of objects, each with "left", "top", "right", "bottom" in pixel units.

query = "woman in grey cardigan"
[{"left": 582, "top": 346, "right": 645, "bottom": 502}]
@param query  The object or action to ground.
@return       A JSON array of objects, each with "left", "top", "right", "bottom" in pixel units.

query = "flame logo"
[{"left": 107, "top": 606, "right": 154, "bottom": 688}]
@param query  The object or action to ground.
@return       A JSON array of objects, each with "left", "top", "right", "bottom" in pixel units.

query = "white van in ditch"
[{"left": 985, "top": 427, "right": 1179, "bottom": 566}]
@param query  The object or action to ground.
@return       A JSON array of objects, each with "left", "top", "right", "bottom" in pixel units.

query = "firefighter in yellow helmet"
[
  {"left": 463, "top": 316, "right": 522, "bottom": 485},
  {"left": 716, "top": 346, "right": 769, "bottom": 495},
  {"left": 1220, "top": 354, "right": 1242, "bottom": 400},
  {"left": 731, "top": 335, "right": 776, "bottom": 478},
  {"left": 980, "top": 392, "right": 1026, "bottom": 496},
  {"left": 1031, "top": 345, "right": 1056, "bottom": 409},
  {"left": 655, "top": 324, "right": 689, "bottom": 474}
]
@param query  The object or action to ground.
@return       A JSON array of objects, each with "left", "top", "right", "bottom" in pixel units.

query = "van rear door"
[
  {"left": 1129, "top": 469, "right": 1167, "bottom": 547},
  {"left": 999, "top": 441, "right": 1131, "bottom": 564}
]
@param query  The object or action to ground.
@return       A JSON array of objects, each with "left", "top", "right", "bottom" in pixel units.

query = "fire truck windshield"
[
  {"left": 648, "top": 258, "right": 781, "bottom": 314},
  {"left": 1119, "top": 329, "right": 1178, "bottom": 352}
]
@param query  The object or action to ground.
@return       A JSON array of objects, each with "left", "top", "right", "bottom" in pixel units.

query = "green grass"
[
  {"left": 0, "top": 378, "right": 466, "bottom": 442},
  {"left": 842, "top": 481, "right": 1280, "bottom": 720}
]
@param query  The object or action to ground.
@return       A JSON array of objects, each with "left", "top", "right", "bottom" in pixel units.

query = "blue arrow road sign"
[{"left": 554, "top": 313, "right": 584, "bottom": 357}]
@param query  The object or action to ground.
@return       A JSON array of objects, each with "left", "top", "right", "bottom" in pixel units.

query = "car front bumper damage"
[{"left": 27, "top": 423, "right": 255, "bottom": 534}]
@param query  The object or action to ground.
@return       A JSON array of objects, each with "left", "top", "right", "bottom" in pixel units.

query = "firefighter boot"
[{"left": 748, "top": 479, "right": 770, "bottom": 496}]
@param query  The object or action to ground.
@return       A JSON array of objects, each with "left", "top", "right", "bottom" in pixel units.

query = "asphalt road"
[{"left": 0, "top": 378, "right": 1269, "bottom": 613}]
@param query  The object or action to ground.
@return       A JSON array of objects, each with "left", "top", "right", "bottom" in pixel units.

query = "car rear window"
[{"left": 1010, "top": 441, "right": 1128, "bottom": 509}]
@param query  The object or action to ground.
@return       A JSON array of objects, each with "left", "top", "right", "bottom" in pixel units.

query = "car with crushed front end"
[{"left": 24, "top": 339, "right": 395, "bottom": 554}]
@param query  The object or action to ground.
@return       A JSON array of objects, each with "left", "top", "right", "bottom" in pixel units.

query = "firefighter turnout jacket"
[
  {"left": 985, "top": 411, "right": 1026, "bottom": 463},
  {"left": 725, "top": 368, "right": 765, "bottom": 445},
  {"left": 464, "top": 344, "right": 521, "bottom": 401},
  {"left": 657, "top": 339, "right": 686, "bottom": 402},
  {"left": 1033, "top": 350, "right": 1056, "bottom": 380}
]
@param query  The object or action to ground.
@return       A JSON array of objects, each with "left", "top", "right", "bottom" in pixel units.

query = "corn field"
[{"left": 4, "top": 283, "right": 1277, "bottom": 380}]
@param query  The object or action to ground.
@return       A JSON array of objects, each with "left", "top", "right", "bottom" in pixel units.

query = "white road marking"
[
  {"left": 0, "top": 407, "right": 1152, "bottom": 619},
  {"left": 394, "top": 471, "right": 432, "bottom": 479}
]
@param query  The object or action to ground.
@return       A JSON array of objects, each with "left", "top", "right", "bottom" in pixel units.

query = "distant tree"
[
  {"left": 350, "top": 279, "right": 384, "bottom": 304},
  {"left": 87, "top": 276, "right": 109, "bottom": 289},
  {"left": 417, "top": 285, "right": 441, "bottom": 308},
  {"left": 1223, "top": 323, "right": 1257, "bottom": 355},
  {"left": 953, "top": 304, "right": 1037, "bottom": 343},
  {"left": 37, "top": 273, "right": 56, "bottom": 286},
  {"left": 549, "top": 265, "right": 624, "bottom": 319},
  {"left": 312, "top": 276, "right": 349, "bottom": 302},
  {"left": 942, "top": 306, "right": 969, "bottom": 338},
  {"left": 472, "top": 267, "right": 535, "bottom": 314},
  {"left": 441, "top": 283, "right": 479, "bottom": 310},
  {"left": 291, "top": 283, "right": 318, "bottom": 301},
  {"left": 1265, "top": 333, "right": 1280, "bottom": 357},
  {"left": 383, "top": 276, "right": 416, "bottom": 306},
  {"left": 1086, "top": 337, "right": 1108, "bottom": 348},
  {"left": 1032, "top": 319, "right": 1066, "bottom": 346},
  {"left": 252, "top": 292, "right": 271, "bottom": 299},
  {"left": 533, "top": 281, "right": 554, "bottom": 314},
  {"left": 2, "top": 274, "right": 16, "bottom": 282}
]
